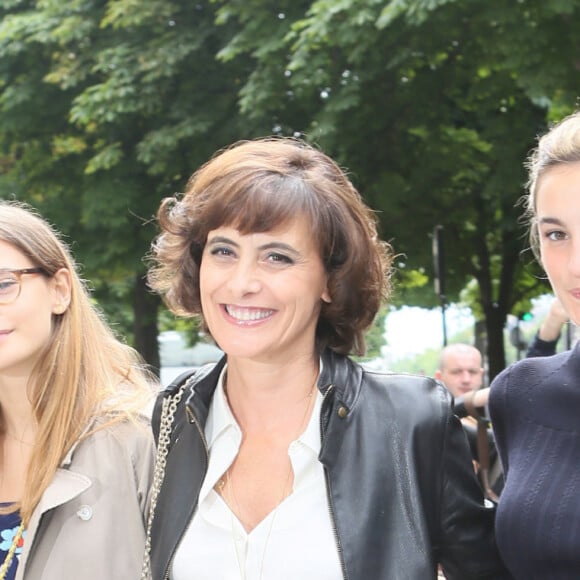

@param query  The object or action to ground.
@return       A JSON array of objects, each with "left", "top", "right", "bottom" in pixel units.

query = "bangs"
[{"left": 203, "top": 172, "right": 320, "bottom": 235}]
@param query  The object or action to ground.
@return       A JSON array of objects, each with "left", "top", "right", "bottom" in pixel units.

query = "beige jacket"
[{"left": 16, "top": 416, "right": 155, "bottom": 580}]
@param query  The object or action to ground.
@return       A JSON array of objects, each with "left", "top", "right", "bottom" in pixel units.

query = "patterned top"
[{"left": 0, "top": 505, "right": 25, "bottom": 580}]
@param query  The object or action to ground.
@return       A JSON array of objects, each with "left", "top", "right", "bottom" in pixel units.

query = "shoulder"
[
  {"left": 74, "top": 415, "right": 155, "bottom": 465},
  {"left": 358, "top": 367, "right": 452, "bottom": 427},
  {"left": 491, "top": 346, "right": 577, "bottom": 396},
  {"left": 322, "top": 350, "right": 451, "bottom": 422},
  {"left": 362, "top": 368, "right": 448, "bottom": 400},
  {"left": 156, "top": 361, "right": 221, "bottom": 404},
  {"left": 490, "top": 344, "right": 580, "bottom": 433},
  {"left": 324, "top": 349, "right": 448, "bottom": 403},
  {"left": 152, "top": 360, "right": 224, "bottom": 439}
]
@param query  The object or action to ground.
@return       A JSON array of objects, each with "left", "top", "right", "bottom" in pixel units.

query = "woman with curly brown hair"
[{"left": 144, "top": 138, "right": 508, "bottom": 580}]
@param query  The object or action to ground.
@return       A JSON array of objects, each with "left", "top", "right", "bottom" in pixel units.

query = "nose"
[
  {"left": 226, "top": 259, "right": 262, "bottom": 296},
  {"left": 460, "top": 371, "right": 472, "bottom": 384}
]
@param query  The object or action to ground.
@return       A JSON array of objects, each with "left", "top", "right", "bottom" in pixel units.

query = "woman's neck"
[{"left": 223, "top": 355, "right": 320, "bottom": 435}]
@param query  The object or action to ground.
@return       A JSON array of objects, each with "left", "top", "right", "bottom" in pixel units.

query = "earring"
[{"left": 53, "top": 304, "right": 66, "bottom": 314}]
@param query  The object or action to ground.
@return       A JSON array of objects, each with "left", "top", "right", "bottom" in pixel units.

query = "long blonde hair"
[{"left": 0, "top": 201, "right": 155, "bottom": 525}]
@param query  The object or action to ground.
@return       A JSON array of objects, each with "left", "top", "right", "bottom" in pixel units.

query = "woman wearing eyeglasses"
[{"left": 0, "top": 201, "right": 156, "bottom": 580}]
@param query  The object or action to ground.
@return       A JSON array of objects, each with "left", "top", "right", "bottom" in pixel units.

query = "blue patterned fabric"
[{"left": 0, "top": 505, "right": 25, "bottom": 580}]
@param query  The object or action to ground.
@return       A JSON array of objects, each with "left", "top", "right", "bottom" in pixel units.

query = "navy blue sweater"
[{"left": 489, "top": 343, "right": 580, "bottom": 579}]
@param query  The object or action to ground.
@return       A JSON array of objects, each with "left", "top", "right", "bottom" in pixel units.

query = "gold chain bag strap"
[{"left": 141, "top": 377, "right": 191, "bottom": 580}]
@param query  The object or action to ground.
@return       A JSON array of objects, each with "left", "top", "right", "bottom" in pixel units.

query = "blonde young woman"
[
  {"left": 0, "top": 201, "right": 155, "bottom": 579},
  {"left": 489, "top": 110, "right": 580, "bottom": 579}
]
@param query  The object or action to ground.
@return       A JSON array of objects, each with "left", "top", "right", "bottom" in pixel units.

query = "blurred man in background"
[{"left": 435, "top": 343, "right": 484, "bottom": 398}]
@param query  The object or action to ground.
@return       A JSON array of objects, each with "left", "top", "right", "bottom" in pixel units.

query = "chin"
[{"left": 217, "top": 340, "right": 265, "bottom": 360}]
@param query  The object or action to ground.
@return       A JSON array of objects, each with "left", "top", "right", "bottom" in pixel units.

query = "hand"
[
  {"left": 538, "top": 298, "right": 568, "bottom": 342},
  {"left": 471, "top": 387, "right": 490, "bottom": 409}
]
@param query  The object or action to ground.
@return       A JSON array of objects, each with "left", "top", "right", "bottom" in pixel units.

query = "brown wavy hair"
[
  {"left": 148, "top": 137, "right": 393, "bottom": 356},
  {"left": 0, "top": 201, "right": 155, "bottom": 526}
]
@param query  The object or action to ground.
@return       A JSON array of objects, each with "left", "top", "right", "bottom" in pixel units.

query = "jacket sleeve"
[
  {"left": 132, "top": 418, "right": 157, "bottom": 522},
  {"left": 525, "top": 332, "right": 559, "bottom": 358},
  {"left": 435, "top": 393, "right": 512, "bottom": 579}
]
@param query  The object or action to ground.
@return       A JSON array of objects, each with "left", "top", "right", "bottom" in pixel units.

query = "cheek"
[
  {"left": 540, "top": 246, "right": 561, "bottom": 277},
  {"left": 542, "top": 252, "right": 562, "bottom": 278},
  {"left": 199, "top": 266, "right": 221, "bottom": 310},
  {"left": 199, "top": 262, "right": 212, "bottom": 295},
  {"left": 540, "top": 253, "right": 568, "bottom": 300},
  {"left": 23, "top": 309, "right": 54, "bottom": 356},
  {"left": 199, "top": 280, "right": 211, "bottom": 312}
]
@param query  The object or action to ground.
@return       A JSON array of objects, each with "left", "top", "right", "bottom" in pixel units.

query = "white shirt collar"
[
  {"left": 205, "top": 361, "right": 323, "bottom": 456},
  {"left": 205, "top": 365, "right": 239, "bottom": 451}
]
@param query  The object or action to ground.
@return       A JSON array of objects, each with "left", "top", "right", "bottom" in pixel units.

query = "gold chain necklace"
[
  {"left": 0, "top": 522, "right": 24, "bottom": 580},
  {"left": 219, "top": 376, "right": 317, "bottom": 579},
  {"left": 225, "top": 465, "right": 292, "bottom": 579}
]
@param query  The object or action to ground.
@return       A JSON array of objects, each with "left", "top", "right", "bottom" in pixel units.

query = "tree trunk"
[
  {"left": 474, "top": 320, "right": 488, "bottom": 382},
  {"left": 133, "top": 272, "right": 160, "bottom": 375},
  {"left": 484, "top": 304, "right": 507, "bottom": 383}
]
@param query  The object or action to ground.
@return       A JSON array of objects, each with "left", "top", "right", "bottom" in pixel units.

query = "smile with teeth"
[{"left": 225, "top": 305, "right": 274, "bottom": 321}]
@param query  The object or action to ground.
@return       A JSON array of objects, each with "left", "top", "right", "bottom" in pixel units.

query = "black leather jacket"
[{"left": 150, "top": 349, "right": 510, "bottom": 579}]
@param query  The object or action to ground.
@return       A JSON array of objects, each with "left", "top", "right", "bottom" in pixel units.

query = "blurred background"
[{"left": 0, "top": 0, "right": 578, "bottom": 383}]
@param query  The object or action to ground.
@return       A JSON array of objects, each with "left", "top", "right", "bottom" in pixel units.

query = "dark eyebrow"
[
  {"left": 259, "top": 242, "right": 299, "bottom": 256},
  {"left": 206, "top": 236, "right": 299, "bottom": 256},
  {"left": 538, "top": 217, "right": 564, "bottom": 226},
  {"left": 206, "top": 235, "right": 238, "bottom": 247}
]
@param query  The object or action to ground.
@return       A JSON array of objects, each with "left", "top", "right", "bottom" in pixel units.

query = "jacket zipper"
[
  {"left": 320, "top": 384, "right": 348, "bottom": 580},
  {"left": 162, "top": 404, "right": 210, "bottom": 580}
]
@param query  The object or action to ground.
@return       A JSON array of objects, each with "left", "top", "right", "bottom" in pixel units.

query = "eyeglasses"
[{"left": 0, "top": 268, "right": 47, "bottom": 305}]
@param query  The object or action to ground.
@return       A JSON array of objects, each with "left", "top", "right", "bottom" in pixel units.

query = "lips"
[{"left": 224, "top": 305, "right": 274, "bottom": 322}]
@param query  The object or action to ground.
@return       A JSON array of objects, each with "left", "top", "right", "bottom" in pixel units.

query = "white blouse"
[{"left": 171, "top": 368, "right": 343, "bottom": 580}]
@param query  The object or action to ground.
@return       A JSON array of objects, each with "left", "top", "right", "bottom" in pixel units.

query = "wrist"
[
  {"left": 537, "top": 323, "right": 562, "bottom": 342},
  {"left": 462, "top": 389, "right": 487, "bottom": 418}
]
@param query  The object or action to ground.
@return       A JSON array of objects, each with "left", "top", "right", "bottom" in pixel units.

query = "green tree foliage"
[
  {"left": 0, "top": 0, "right": 245, "bottom": 372},
  {"left": 0, "top": 0, "right": 578, "bottom": 378},
  {"left": 209, "top": 0, "right": 579, "bottom": 378},
  {"left": 360, "top": 305, "right": 388, "bottom": 360}
]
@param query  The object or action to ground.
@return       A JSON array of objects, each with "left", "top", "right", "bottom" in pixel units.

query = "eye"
[
  {"left": 544, "top": 229, "right": 568, "bottom": 241},
  {"left": 0, "top": 277, "right": 17, "bottom": 294},
  {"left": 209, "top": 246, "right": 236, "bottom": 258},
  {"left": 266, "top": 252, "right": 294, "bottom": 265}
]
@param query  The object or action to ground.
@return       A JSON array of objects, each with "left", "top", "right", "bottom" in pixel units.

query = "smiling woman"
[
  {"left": 199, "top": 222, "right": 330, "bottom": 362},
  {"left": 535, "top": 163, "right": 580, "bottom": 322},
  {"left": 489, "top": 110, "right": 580, "bottom": 579},
  {"left": 0, "top": 243, "right": 71, "bottom": 382},
  {"left": 144, "top": 137, "right": 509, "bottom": 580},
  {"left": 0, "top": 201, "right": 156, "bottom": 580}
]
